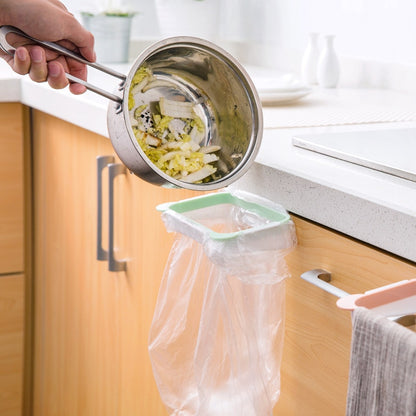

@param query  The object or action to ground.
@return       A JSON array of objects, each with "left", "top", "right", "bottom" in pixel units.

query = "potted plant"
[{"left": 81, "top": 1, "right": 136, "bottom": 63}]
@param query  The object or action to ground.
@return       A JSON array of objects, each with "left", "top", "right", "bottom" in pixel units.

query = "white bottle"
[
  {"left": 301, "top": 32, "right": 320, "bottom": 85},
  {"left": 317, "top": 35, "right": 340, "bottom": 88}
]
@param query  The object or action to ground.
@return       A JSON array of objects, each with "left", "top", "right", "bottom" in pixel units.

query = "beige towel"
[{"left": 346, "top": 307, "right": 416, "bottom": 416}]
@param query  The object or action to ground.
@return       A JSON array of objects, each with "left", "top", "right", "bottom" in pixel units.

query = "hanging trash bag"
[{"left": 149, "top": 190, "right": 297, "bottom": 416}]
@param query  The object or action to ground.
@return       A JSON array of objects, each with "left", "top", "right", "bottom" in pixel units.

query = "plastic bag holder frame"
[
  {"left": 157, "top": 191, "right": 291, "bottom": 245},
  {"left": 150, "top": 190, "right": 296, "bottom": 416}
]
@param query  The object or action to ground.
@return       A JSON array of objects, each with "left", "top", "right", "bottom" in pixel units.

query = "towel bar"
[
  {"left": 300, "top": 269, "right": 416, "bottom": 326},
  {"left": 300, "top": 269, "right": 349, "bottom": 298}
]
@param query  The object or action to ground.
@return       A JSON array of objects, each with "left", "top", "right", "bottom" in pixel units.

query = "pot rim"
[{"left": 120, "top": 36, "right": 263, "bottom": 191}]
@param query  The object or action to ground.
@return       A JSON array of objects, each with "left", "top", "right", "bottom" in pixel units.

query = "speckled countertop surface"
[{"left": 1, "top": 60, "right": 415, "bottom": 262}]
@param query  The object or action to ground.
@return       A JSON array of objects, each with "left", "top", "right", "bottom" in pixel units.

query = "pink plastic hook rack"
[{"left": 301, "top": 269, "right": 416, "bottom": 321}]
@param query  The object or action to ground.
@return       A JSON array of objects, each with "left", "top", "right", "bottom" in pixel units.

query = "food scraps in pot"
[{"left": 128, "top": 67, "right": 221, "bottom": 184}]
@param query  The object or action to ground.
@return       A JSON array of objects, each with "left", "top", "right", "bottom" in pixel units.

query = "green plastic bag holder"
[{"left": 157, "top": 191, "right": 290, "bottom": 242}]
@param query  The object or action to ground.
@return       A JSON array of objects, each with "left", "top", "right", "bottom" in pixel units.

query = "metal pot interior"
[{"left": 122, "top": 37, "right": 263, "bottom": 190}]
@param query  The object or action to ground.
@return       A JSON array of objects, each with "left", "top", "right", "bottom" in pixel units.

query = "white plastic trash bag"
[{"left": 149, "top": 190, "right": 297, "bottom": 416}]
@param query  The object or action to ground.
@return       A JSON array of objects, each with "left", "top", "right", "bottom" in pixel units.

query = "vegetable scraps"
[{"left": 128, "top": 67, "right": 221, "bottom": 184}]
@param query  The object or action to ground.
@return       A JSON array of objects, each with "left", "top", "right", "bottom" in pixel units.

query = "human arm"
[{"left": 0, "top": 0, "right": 95, "bottom": 94}]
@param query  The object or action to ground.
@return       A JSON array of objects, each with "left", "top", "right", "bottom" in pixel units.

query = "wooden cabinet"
[
  {"left": 0, "top": 275, "right": 24, "bottom": 416},
  {"left": 275, "top": 216, "right": 416, "bottom": 416},
  {"left": 31, "top": 111, "right": 203, "bottom": 416},
  {"left": 31, "top": 110, "right": 416, "bottom": 416},
  {"left": 0, "top": 103, "right": 27, "bottom": 416},
  {"left": 0, "top": 103, "right": 24, "bottom": 274}
]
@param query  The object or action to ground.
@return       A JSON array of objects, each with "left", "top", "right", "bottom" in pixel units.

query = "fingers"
[
  {"left": 68, "top": 81, "right": 87, "bottom": 95},
  {"left": 48, "top": 60, "right": 86, "bottom": 95},
  {"left": 47, "top": 56, "right": 86, "bottom": 94},
  {"left": 61, "top": 20, "right": 96, "bottom": 62},
  {"left": 13, "top": 47, "right": 31, "bottom": 75},
  {"left": 66, "top": 58, "right": 88, "bottom": 94},
  {"left": 14, "top": 46, "right": 49, "bottom": 83},
  {"left": 28, "top": 47, "right": 48, "bottom": 82},
  {"left": 12, "top": 46, "right": 86, "bottom": 94},
  {"left": 10, "top": 45, "right": 88, "bottom": 94},
  {"left": 47, "top": 61, "right": 69, "bottom": 90},
  {"left": 73, "top": 29, "right": 96, "bottom": 63}
]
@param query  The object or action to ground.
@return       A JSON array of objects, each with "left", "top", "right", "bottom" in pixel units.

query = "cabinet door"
[
  {"left": 0, "top": 274, "right": 24, "bottom": 416},
  {"left": 34, "top": 111, "right": 416, "bottom": 416},
  {"left": 274, "top": 216, "right": 416, "bottom": 416},
  {"left": 32, "top": 111, "right": 202, "bottom": 416},
  {"left": 0, "top": 103, "right": 24, "bottom": 274},
  {"left": 0, "top": 103, "right": 26, "bottom": 416}
]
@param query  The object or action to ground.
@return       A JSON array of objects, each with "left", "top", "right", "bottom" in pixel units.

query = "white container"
[
  {"left": 82, "top": 14, "right": 133, "bottom": 63},
  {"left": 317, "top": 35, "right": 340, "bottom": 88},
  {"left": 301, "top": 32, "right": 319, "bottom": 85}
]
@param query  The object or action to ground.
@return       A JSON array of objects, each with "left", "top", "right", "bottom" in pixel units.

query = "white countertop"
[{"left": 1, "top": 59, "right": 415, "bottom": 263}]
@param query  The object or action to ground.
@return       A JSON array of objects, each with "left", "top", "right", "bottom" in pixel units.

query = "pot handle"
[{"left": 0, "top": 25, "right": 125, "bottom": 103}]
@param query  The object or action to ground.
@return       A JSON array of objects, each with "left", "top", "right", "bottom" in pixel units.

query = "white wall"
[
  {"left": 62, "top": 0, "right": 416, "bottom": 89},
  {"left": 63, "top": 0, "right": 160, "bottom": 39},
  {"left": 271, "top": 0, "right": 416, "bottom": 64},
  {"left": 267, "top": 0, "right": 416, "bottom": 90}
]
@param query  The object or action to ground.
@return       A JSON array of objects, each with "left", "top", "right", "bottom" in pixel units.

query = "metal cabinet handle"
[
  {"left": 108, "top": 163, "right": 127, "bottom": 272},
  {"left": 97, "top": 155, "right": 115, "bottom": 260},
  {"left": 300, "top": 269, "right": 349, "bottom": 298}
]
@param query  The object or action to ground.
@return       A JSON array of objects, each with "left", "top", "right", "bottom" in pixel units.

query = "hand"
[{"left": 0, "top": 0, "right": 95, "bottom": 94}]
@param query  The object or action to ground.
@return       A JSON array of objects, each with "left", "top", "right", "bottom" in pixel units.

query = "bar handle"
[
  {"left": 108, "top": 163, "right": 127, "bottom": 272},
  {"left": 96, "top": 155, "right": 115, "bottom": 260},
  {"left": 0, "top": 25, "right": 125, "bottom": 103},
  {"left": 301, "top": 269, "right": 416, "bottom": 328},
  {"left": 300, "top": 269, "right": 349, "bottom": 298}
]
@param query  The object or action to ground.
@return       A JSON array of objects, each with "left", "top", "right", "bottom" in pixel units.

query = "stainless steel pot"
[{"left": 0, "top": 26, "right": 263, "bottom": 191}]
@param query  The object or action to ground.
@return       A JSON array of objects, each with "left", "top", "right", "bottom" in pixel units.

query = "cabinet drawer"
[
  {"left": 0, "top": 274, "right": 24, "bottom": 416},
  {"left": 0, "top": 103, "right": 24, "bottom": 274},
  {"left": 274, "top": 216, "right": 416, "bottom": 416}
]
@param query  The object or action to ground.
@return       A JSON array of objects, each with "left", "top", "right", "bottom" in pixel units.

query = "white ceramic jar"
[
  {"left": 317, "top": 35, "right": 340, "bottom": 88},
  {"left": 301, "top": 32, "right": 320, "bottom": 85}
]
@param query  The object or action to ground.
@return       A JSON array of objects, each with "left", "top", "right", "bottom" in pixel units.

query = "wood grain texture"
[
  {"left": 32, "top": 111, "right": 204, "bottom": 416},
  {"left": 274, "top": 216, "right": 416, "bottom": 416},
  {"left": 22, "top": 104, "right": 33, "bottom": 416},
  {"left": 32, "top": 111, "right": 416, "bottom": 416},
  {"left": 0, "top": 274, "right": 24, "bottom": 416},
  {"left": 0, "top": 103, "right": 24, "bottom": 274},
  {"left": 0, "top": 103, "right": 26, "bottom": 416}
]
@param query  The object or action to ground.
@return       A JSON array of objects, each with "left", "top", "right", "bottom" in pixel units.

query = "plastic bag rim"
[{"left": 156, "top": 190, "right": 291, "bottom": 241}]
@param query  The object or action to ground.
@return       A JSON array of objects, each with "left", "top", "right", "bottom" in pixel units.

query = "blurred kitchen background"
[{"left": 62, "top": 0, "right": 416, "bottom": 92}]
